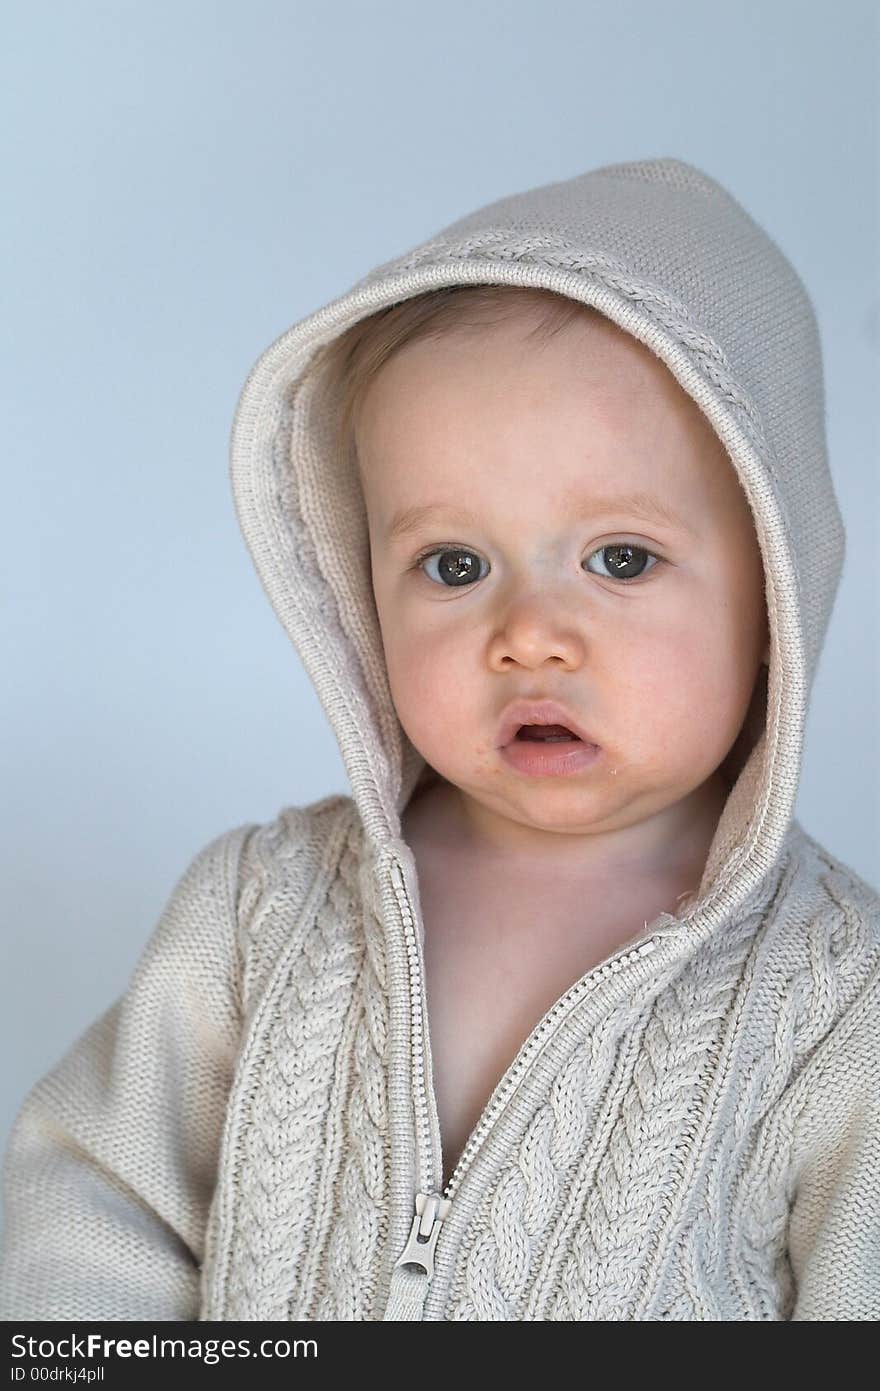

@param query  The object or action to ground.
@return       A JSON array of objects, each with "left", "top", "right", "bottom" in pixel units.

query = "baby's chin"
[{"left": 449, "top": 777, "right": 618, "bottom": 836}]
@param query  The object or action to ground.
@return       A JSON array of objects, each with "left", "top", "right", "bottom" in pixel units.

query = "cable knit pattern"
[
  {"left": 214, "top": 805, "right": 383, "bottom": 1320},
  {"left": 309, "top": 849, "right": 390, "bottom": 1321},
  {"left": 2, "top": 157, "right": 878, "bottom": 1321},
  {"left": 554, "top": 909, "right": 779, "bottom": 1320}
]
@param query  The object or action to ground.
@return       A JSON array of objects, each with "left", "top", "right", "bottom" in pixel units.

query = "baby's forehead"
[
  {"left": 370, "top": 322, "right": 710, "bottom": 444},
  {"left": 356, "top": 317, "right": 746, "bottom": 513}
]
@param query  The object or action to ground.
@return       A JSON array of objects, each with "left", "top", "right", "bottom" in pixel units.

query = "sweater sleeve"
[
  {"left": 0, "top": 821, "right": 258, "bottom": 1321},
  {"left": 786, "top": 963, "right": 880, "bottom": 1321}
]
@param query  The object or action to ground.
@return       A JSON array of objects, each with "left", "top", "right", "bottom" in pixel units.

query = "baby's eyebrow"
[{"left": 386, "top": 489, "right": 696, "bottom": 541}]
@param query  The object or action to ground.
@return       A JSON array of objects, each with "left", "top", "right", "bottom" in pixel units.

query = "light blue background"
[{"left": 2, "top": 0, "right": 878, "bottom": 1171}]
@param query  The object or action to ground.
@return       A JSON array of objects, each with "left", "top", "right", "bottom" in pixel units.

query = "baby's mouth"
[
  {"left": 496, "top": 701, "right": 598, "bottom": 749},
  {"left": 515, "top": 724, "right": 581, "bottom": 743}
]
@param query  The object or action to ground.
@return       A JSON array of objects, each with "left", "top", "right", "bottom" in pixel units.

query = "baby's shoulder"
[
  {"left": 233, "top": 792, "right": 363, "bottom": 997},
  {"left": 760, "top": 817, "right": 880, "bottom": 1063},
  {"left": 782, "top": 817, "right": 880, "bottom": 943},
  {"left": 238, "top": 791, "right": 360, "bottom": 883}
]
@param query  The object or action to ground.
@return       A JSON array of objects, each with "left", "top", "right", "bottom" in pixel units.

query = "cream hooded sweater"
[{"left": 1, "top": 157, "right": 878, "bottom": 1322}]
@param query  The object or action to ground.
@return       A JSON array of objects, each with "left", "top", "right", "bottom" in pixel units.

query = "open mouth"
[
  {"left": 514, "top": 724, "right": 582, "bottom": 743},
  {"left": 500, "top": 716, "right": 601, "bottom": 775}
]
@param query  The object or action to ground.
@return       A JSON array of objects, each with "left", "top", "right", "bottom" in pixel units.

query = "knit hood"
[{"left": 228, "top": 157, "right": 844, "bottom": 934}]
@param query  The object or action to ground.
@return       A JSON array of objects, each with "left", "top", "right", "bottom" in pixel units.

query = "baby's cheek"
[
  {"left": 618, "top": 629, "right": 722, "bottom": 752},
  {"left": 384, "top": 632, "right": 459, "bottom": 735},
  {"left": 608, "top": 628, "right": 684, "bottom": 709},
  {"left": 652, "top": 637, "right": 750, "bottom": 771}
]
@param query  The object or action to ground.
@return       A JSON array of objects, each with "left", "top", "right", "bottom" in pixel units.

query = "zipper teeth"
[
  {"left": 389, "top": 859, "right": 671, "bottom": 1203},
  {"left": 389, "top": 861, "right": 435, "bottom": 1193}
]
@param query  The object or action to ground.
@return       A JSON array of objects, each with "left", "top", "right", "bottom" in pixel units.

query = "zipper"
[{"left": 382, "top": 856, "right": 676, "bottom": 1320}]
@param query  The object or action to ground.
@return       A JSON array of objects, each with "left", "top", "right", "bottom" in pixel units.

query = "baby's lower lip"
[{"left": 500, "top": 737, "right": 601, "bottom": 777}]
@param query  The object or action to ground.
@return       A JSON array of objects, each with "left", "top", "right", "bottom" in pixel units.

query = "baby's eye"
[
  {"left": 414, "top": 547, "right": 488, "bottom": 587},
  {"left": 584, "top": 543, "right": 661, "bottom": 582}
]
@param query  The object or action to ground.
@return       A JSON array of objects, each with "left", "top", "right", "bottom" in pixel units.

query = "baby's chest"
[{"left": 421, "top": 897, "right": 622, "bottom": 1190}]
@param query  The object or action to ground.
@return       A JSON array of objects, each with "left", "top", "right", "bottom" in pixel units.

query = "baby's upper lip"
[{"left": 496, "top": 698, "right": 599, "bottom": 749}]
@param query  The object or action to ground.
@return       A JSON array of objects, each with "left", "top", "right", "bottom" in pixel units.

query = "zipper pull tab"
[
  {"left": 394, "top": 1191, "right": 452, "bottom": 1280},
  {"left": 383, "top": 1191, "right": 453, "bottom": 1320}
]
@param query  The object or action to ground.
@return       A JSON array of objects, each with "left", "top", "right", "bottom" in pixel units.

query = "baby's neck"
[{"left": 402, "top": 772, "right": 728, "bottom": 896}]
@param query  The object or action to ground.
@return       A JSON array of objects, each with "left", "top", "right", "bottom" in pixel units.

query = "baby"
[
  {"left": 352, "top": 295, "right": 771, "bottom": 1187},
  {"left": 1, "top": 156, "right": 877, "bottom": 1323}
]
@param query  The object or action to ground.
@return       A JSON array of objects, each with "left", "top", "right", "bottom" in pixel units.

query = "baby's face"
[{"left": 355, "top": 307, "right": 769, "bottom": 869}]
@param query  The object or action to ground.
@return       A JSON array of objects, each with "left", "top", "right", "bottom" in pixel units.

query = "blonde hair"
[{"left": 307, "top": 284, "right": 606, "bottom": 480}]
